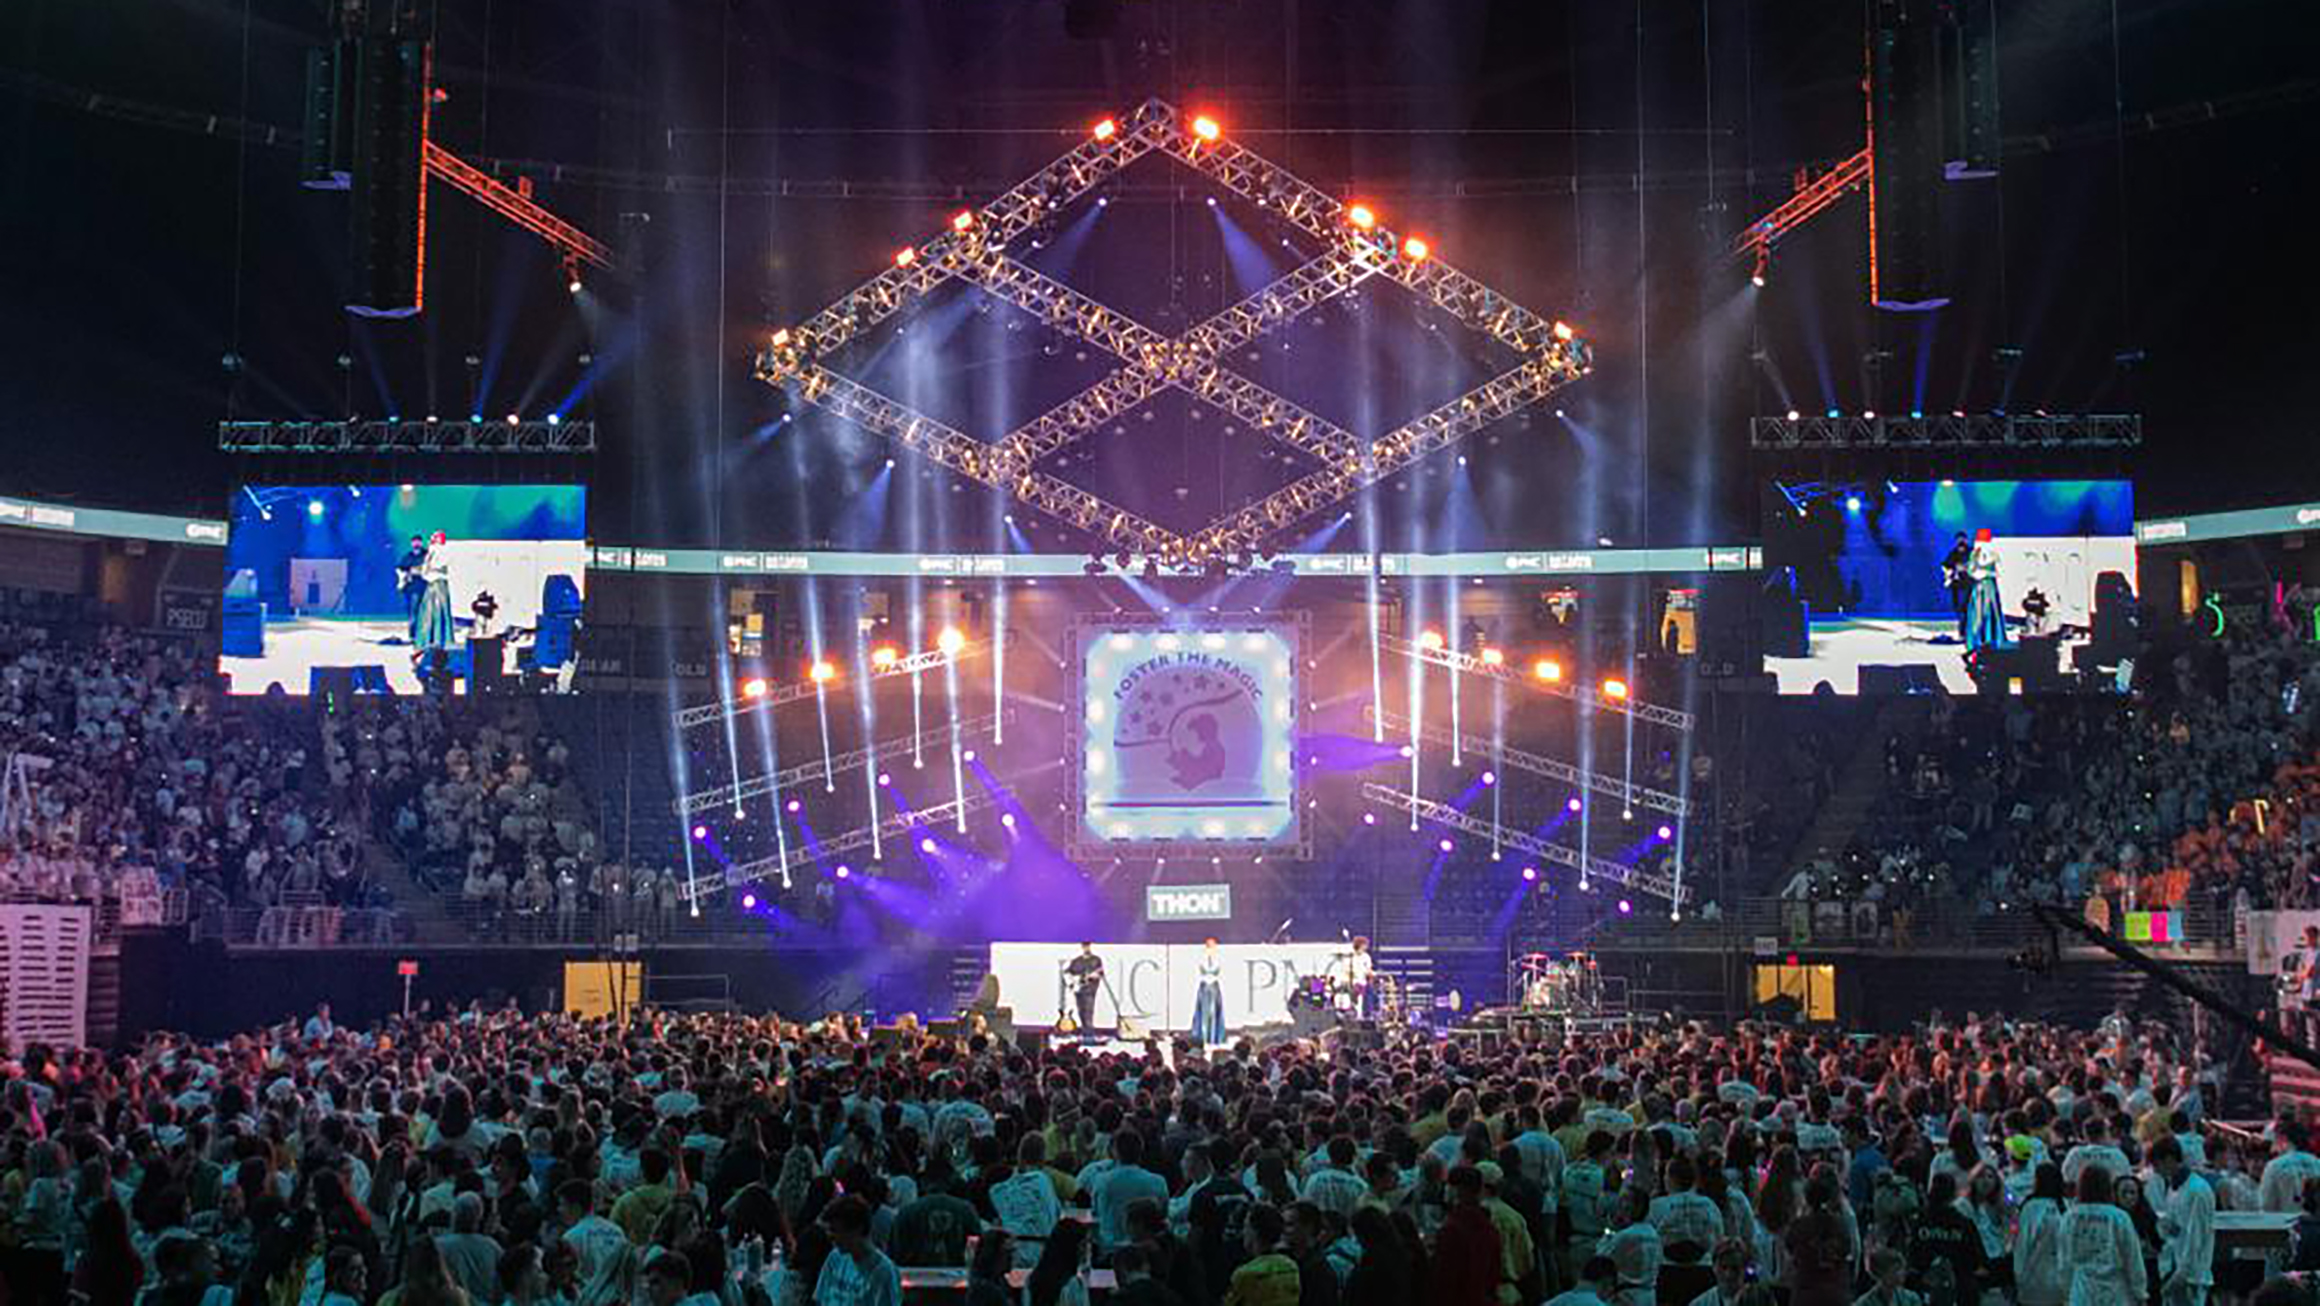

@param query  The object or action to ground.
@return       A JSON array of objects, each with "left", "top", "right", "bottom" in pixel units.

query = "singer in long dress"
[
  {"left": 411, "top": 531, "right": 456, "bottom": 654},
  {"left": 1190, "top": 937, "right": 1227, "bottom": 1046},
  {"left": 1962, "top": 527, "right": 2010, "bottom": 653}
]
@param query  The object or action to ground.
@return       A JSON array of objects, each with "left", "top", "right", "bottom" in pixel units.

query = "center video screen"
[
  {"left": 1760, "top": 479, "right": 2136, "bottom": 694},
  {"left": 219, "top": 484, "right": 587, "bottom": 695},
  {"left": 1077, "top": 625, "right": 1301, "bottom": 849}
]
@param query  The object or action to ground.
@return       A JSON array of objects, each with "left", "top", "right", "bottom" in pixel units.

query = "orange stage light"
[
  {"left": 740, "top": 678, "right": 767, "bottom": 700},
  {"left": 1480, "top": 647, "right": 1504, "bottom": 666},
  {"left": 1601, "top": 677, "right": 1629, "bottom": 700},
  {"left": 810, "top": 661, "right": 837, "bottom": 684},
  {"left": 951, "top": 210, "right": 976, "bottom": 232},
  {"left": 1191, "top": 115, "right": 1221, "bottom": 141},
  {"left": 1346, "top": 204, "right": 1377, "bottom": 231},
  {"left": 894, "top": 247, "right": 917, "bottom": 267},
  {"left": 1533, "top": 658, "right": 1563, "bottom": 683},
  {"left": 937, "top": 628, "right": 966, "bottom": 656},
  {"left": 1417, "top": 630, "right": 1445, "bottom": 651},
  {"left": 1401, "top": 236, "right": 1429, "bottom": 261},
  {"left": 870, "top": 646, "right": 900, "bottom": 669},
  {"left": 1091, "top": 118, "right": 1118, "bottom": 141}
]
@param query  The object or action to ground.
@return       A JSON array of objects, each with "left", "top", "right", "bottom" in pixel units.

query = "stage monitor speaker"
[
  {"left": 467, "top": 636, "right": 507, "bottom": 694},
  {"left": 1013, "top": 1028, "right": 1050, "bottom": 1057},
  {"left": 1858, "top": 664, "right": 1944, "bottom": 696},
  {"left": 1868, "top": 0, "right": 1948, "bottom": 310},
  {"left": 346, "top": 36, "right": 430, "bottom": 318},
  {"left": 1942, "top": 0, "right": 2000, "bottom": 178}
]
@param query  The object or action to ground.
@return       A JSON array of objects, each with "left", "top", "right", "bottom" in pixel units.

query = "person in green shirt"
[
  {"left": 1225, "top": 1205, "right": 1302, "bottom": 1306},
  {"left": 610, "top": 1147, "right": 677, "bottom": 1246}
]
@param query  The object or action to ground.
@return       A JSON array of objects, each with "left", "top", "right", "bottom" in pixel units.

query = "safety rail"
[{"left": 1579, "top": 895, "right": 2232, "bottom": 953}]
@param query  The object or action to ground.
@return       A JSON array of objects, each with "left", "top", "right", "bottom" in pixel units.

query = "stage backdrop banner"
[
  {"left": 1077, "top": 625, "right": 1300, "bottom": 847},
  {"left": 988, "top": 941, "right": 1347, "bottom": 1032}
]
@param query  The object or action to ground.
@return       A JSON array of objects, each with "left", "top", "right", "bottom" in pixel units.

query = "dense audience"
[
  {"left": 6, "top": 995, "right": 2309, "bottom": 1306},
  {"left": 0, "top": 622, "right": 371, "bottom": 919}
]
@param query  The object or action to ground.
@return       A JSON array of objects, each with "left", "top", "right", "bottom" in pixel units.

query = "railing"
[
  {"left": 1578, "top": 894, "right": 2234, "bottom": 953},
  {"left": 428, "top": 897, "right": 815, "bottom": 946},
  {"left": 216, "top": 905, "right": 411, "bottom": 948}
]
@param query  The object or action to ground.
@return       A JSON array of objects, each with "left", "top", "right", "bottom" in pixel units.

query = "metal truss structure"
[
  {"left": 757, "top": 98, "right": 1591, "bottom": 561},
  {"left": 1730, "top": 148, "right": 1871, "bottom": 282},
  {"left": 1362, "top": 783, "right": 1689, "bottom": 906},
  {"left": 1750, "top": 412, "right": 2141, "bottom": 450},
  {"left": 1376, "top": 633, "right": 1695, "bottom": 731},
  {"left": 672, "top": 640, "right": 990, "bottom": 733},
  {"left": 423, "top": 140, "right": 614, "bottom": 277},
  {"left": 690, "top": 758, "right": 1063, "bottom": 900},
  {"left": 217, "top": 418, "right": 595, "bottom": 453},
  {"left": 1365, "top": 708, "right": 1692, "bottom": 818},
  {"left": 676, "top": 709, "right": 1013, "bottom": 816}
]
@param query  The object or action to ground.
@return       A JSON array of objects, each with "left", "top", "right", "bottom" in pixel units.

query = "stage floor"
[
  {"left": 222, "top": 616, "right": 534, "bottom": 696},
  {"left": 1765, "top": 617, "right": 1981, "bottom": 695}
]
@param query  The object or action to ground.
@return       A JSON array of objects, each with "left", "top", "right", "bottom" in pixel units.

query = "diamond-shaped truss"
[{"left": 757, "top": 98, "right": 1593, "bottom": 559}]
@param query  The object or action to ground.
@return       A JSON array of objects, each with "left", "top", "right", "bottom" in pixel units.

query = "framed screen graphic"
[
  {"left": 1071, "top": 616, "right": 1307, "bottom": 859},
  {"left": 1759, "top": 479, "right": 2135, "bottom": 694},
  {"left": 219, "top": 484, "right": 587, "bottom": 696}
]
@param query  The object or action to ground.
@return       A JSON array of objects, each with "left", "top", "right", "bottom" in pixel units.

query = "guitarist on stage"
[
  {"left": 1940, "top": 531, "right": 1973, "bottom": 643},
  {"left": 396, "top": 533, "right": 429, "bottom": 642},
  {"left": 1065, "top": 942, "right": 1106, "bottom": 1040}
]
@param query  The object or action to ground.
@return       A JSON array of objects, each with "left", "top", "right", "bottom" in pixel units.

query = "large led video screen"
[
  {"left": 1761, "top": 479, "right": 2135, "bottom": 694},
  {"left": 1076, "top": 624, "right": 1301, "bottom": 850},
  {"left": 220, "top": 485, "right": 587, "bottom": 695}
]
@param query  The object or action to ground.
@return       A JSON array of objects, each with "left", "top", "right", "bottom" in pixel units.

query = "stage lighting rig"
[{"left": 756, "top": 98, "right": 1589, "bottom": 560}]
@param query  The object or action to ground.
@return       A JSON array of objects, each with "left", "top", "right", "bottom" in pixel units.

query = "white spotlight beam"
[
  {"left": 675, "top": 709, "right": 1014, "bottom": 816},
  {"left": 674, "top": 640, "right": 996, "bottom": 732},
  {"left": 694, "top": 759, "right": 1063, "bottom": 900},
  {"left": 1361, "top": 783, "right": 1689, "bottom": 905},
  {"left": 1377, "top": 633, "right": 1695, "bottom": 731},
  {"left": 1365, "top": 707, "right": 1692, "bottom": 817}
]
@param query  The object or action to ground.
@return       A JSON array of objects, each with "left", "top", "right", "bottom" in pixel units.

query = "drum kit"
[
  {"left": 1284, "top": 963, "right": 1406, "bottom": 1021},
  {"left": 1514, "top": 950, "right": 1603, "bottom": 1015}
]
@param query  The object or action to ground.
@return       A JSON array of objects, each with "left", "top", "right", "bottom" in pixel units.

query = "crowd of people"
[
  {"left": 4, "top": 993, "right": 2315, "bottom": 1306},
  {"left": 0, "top": 620, "right": 372, "bottom": 918}
]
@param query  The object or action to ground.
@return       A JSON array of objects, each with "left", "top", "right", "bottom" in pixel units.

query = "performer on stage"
[
  {"left": 1940, "top": 531, "right": 1973, "bottom": 643},
  {"left": 1962, "top": 528, "right": 2010, "bottom": 654},
  {"left": 1332, "top": 935, "right": 1376, "bottom": 1019},
  {"left": 396, "top": 533, "right": 429, "bottom": 642},
  {"left": 1190, "top": 936, "right": 1227, "bottom": 1047},
  {"left": 411, "top": 531, "right": 456, "bottom": 656},
  {"left": 1065, "top": 941, "right": 1105, "bottom": 1039}
]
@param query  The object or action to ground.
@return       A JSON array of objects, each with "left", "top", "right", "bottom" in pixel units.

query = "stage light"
[
  {"left": 1601, "top": 677, "right": 1629, "bottom": 701},
  {"left": 306, "top": 499, "right": 325, "bottom": 519},
  {"left": 1205, "top": 196, "right": 1217, "bottom": 208},
  {"left": 470, "top": 413, "right": 483, "bottom": 422},
  {"left": 1346, "top": 204, "right": 1377, "bottom": 230},
  {"left": 545, "top": 413, "right": 561, "bottom": 426},
  {"left": 1481, "top": 771, "right": 1497, "bottom": 786},
  {"left": 1362, "top": 812, "right": 1377, "bottom": 826},
  {"left": 1844, "top": 495, "right": 1863, "bottom": 513},
  {"left": 785, "top": 799, "right": 801, "bottom": 813},
  {"left": 691, "top": 824, "right": 708, "bottom": 841},
  {"left": 1480, "top": 647, "right": 1503, "bottom": 666},
  {"left": 1522, "top": 866, "right": 1538, "bottom": 882},
  {"left": 1191, "top": 115, "right": 1220, "bottom": 141},
  {"left": 1401, "top": 236, "right": 1429, "bottom": 261},
  {"left": 1658, "top": 825, "right": 1674, "bottom": 840},
  {"left": 740, "top": 892, "right": 757, "bottom": 910},
  {"left": 895, "top": 247, "right": 918, "bottom": 267},
  {"left": 1910, "top": 409, "right": 1924, "bottom": 419},
  {"left": 506, "top": 413, "right": 520, "bottom": 426},
  {"left": 1437, "top": 838, "right": 1455, "bottom": 854},
  {"left": 1552, "top": 321, "right": 1575, "bottom": 341},
  {"left": 937, "top": 628, "right": 966, "bottom": 656},
  {"left": 1786, "top": 409, "right": 1801, "bottom": 421},
  {"left": 1618, "top": 899, "right": 1633, "bottom": 914},
  {"left": 740, "top": 677, "right": 767, "bottom": 700},
  {"left": 920, "top": 838, "right": 938, "bottom": 853},
  {"left": 951, "top": 210, "right": 976, "bottom": 232},
  {"left": 1532, "top": 658, "right": 1562, "bottom": 683},
  {"left": 770, "top": 329, "right": 791, "bottom": 347},
  {"left": 871, "top": 645, "right": 899, "bottom": 668},
  {"left": 1567, "top": 797, "right": 1583, "bottom": 813},
  {"left": 1091, "top": 117, "right": 1118, "bottom": 141},
  {"left": 1862, "top": 409, "right": 1876, "bottom": 420},
  {"left": 568, "top": 277, "right": 582, "bottom": 294},
  {"left": 963, "top": 749, "right": 978, "bottom": 762},
  {"left": 1001, "top": 812, "right": 1017, "bottom": 829},
  {"left": 1418, "top": 629, "right": 1445, "bottom": 650},
  {"left": 877, "top": 772, "right": 891, "bottom": 787},
  {"left": 1826, "top": 407, "right": 1840, "bottom": 419},
  {"left": 809, "top": 660, "right": 837, "bottom": 684},
  {"left": 835, "top": 865, "right": 851, "bottom": 879},
  {"left": 1750, "top": 272, "right": 1766, "bottom": 288}
]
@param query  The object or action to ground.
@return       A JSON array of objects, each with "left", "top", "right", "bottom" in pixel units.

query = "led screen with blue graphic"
[
  {"left": 1761, "top": 479, "right": 2136, "bottom": 694},
  {"left": 220, "top": 484, "right": 588, "bottom": 695},
  {"left": 1079, "top": 625, "right": 1302, "bottom": 847}
]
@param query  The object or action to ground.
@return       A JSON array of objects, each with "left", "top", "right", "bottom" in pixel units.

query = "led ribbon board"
[{"left": 1074, "top": 618, "right": 1305, "bottom": 857}]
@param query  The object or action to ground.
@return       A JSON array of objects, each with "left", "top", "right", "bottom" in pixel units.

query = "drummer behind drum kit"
[{"left": 1514, "top": 950, "right": 1606, "bottom": 1015}]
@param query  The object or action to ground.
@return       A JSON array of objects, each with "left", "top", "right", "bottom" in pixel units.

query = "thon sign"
[{"left": 1146, "top": 883, "right": 1233, "bottom": 923}]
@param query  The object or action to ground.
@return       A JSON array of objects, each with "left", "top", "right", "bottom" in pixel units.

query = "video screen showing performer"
[
  {"left": 219, "top": 484, "right": 588, "bottom": 696},
  {"left": 1760, "top": 479, "right": 2136, "bottom": 694}
]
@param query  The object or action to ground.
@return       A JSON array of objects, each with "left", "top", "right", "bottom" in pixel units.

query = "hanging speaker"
[
  {"left": 1867, "top": 0, "right": 1948, "bottom": 311},
  {"left": 298, "top": 40, "right": 359, "bottom": 190},
  {"left": 1943, "top": 0, "right": 2000, "bottom": 178},
  {"left": 346, "top": 37, "right": 430, "bottom": 318}
]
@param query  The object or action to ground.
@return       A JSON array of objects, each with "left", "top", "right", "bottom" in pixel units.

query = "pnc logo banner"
[{"left": 1146, "top": 883, "right": 1233, "bottom": 922}]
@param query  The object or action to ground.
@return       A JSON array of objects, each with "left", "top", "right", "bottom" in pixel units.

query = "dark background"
[{"left": 4, "top": 0, "right": 2314, "bottom": 552}]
